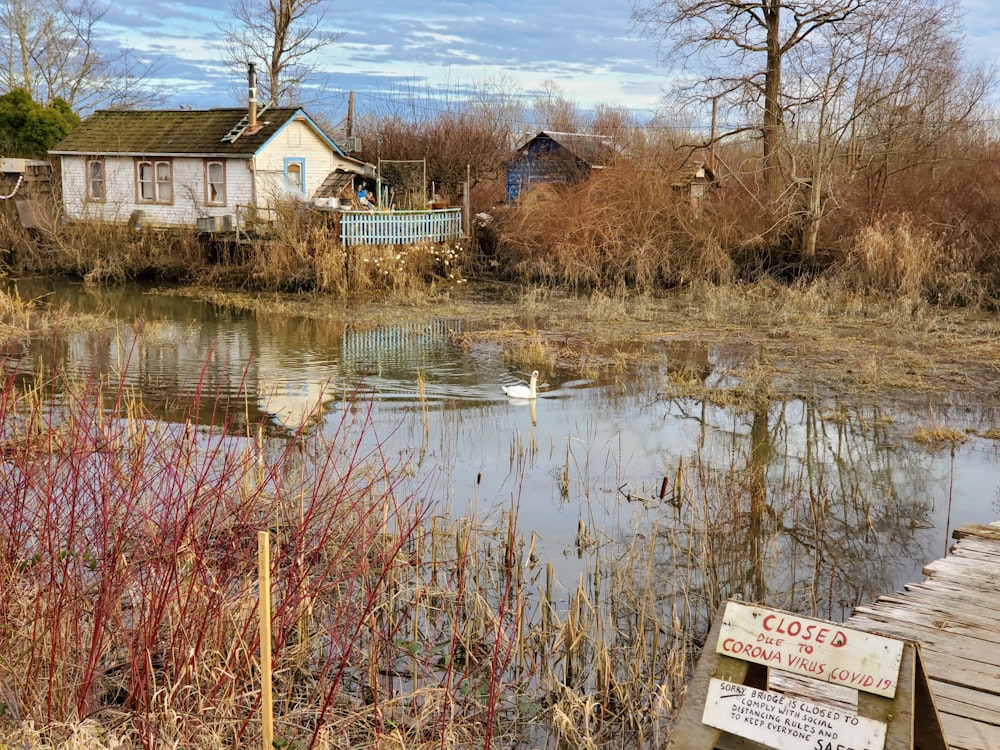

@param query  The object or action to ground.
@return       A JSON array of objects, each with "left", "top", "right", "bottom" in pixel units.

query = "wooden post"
[
  {"left": 464, "top": 163, "right": 471, "bottom": 240},
  {"left": 258, "top": 531, "right": 274, "bottom": 748},
  {"left": 709, "top": 96, "right": 718, "bottom": 172}
]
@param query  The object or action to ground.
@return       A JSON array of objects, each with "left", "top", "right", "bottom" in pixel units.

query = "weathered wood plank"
[
  {"left": 920, "top": 558, "right": 1000, "bottom": 590},
  {"left": 852, "top": 602, "right": 1000, "bottom": 644},
  {"left": 845, "top": 520, "right": 1000, "bottom": 750},
  {"left": 930, "top": 681, "right": 1000, "bottom": 724},
  {"left": 902, "top": 579, "right": 1000, "bottom": 621},
  {"left": 924, "top": 550, "right": 1000, "bottom": 574},
  {"left": 948, "top": 537, "right": 1000, "bottom": 560},
  {"left": 904, "top": 579, "right": 1000, "bottom": 615},
  {"left": 933, "top": 711, "right": 1000, "bottom": 750},
  {"left": 868, "top": 593, "right": 1000, "bottom": 634},
  {"left": 952, "top": 522, "right": 1000, "bottom": 542}
]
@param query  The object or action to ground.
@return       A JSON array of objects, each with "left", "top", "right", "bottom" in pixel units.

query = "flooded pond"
[{"left": 4, "top": 277, "right": 999, "bottom": 629}]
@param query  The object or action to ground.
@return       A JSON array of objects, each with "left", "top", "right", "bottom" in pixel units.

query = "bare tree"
[
  {"left": 783, "top": 0, "right": 988, "bottom": 255},
  {"left": 632, "top": 0, "right": 871, "bottom": 211},
  {"left": 591, "top": 103, "right": 634, "bottom": 139},
  {"left": 0, "top": 0, "right": 164, "bottom": 110},
  {"left": 355, "top": 78, "right": 527, "bottom": 211},
  {"left": 220, "top": 0, "right": 344, "bottom": 106},
  {"left": 531, "top": 80, "right": 582, "bottom": 133}
]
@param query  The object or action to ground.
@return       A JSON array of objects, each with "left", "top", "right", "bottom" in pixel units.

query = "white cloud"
[{"left": 95, "top": 0, "right": 998, "bottom": 119}]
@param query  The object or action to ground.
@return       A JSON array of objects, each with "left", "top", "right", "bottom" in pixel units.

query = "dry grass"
[
  {"left": 835, "top": 217, "right": 944, "bottom": 301},
  {"left": 910, "top": 423, "right": 969, "bottom": 446},
  {"left": 206, "top": 201, "right": 470, "bottom": 295},
  {"left": 9, "top": 215, "right": 206, "bottom": 283},
  {"left": 492, "top": 145, "right": 1000, "bottom": 306},
  {"left": 496, "top": 165, "right": 734, "bottom": 292}
]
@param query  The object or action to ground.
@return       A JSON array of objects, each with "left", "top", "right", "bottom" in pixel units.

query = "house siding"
[
  {"left": 62, "top": 155, "right": 253, "bottom": 227},
  {"left": 52, "top": 107, "right": 369, "bottom": 230},
  {"left": 254, "top": 117, "right": 358, "bottom": 206}
]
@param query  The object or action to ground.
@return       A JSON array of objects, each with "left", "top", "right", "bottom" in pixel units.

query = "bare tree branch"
[
  {"left": 220, "top": 0, "right": 345, "bottom": 107},
  {"left": 0, "top": 0, "right": 165, "bottom": 111}
]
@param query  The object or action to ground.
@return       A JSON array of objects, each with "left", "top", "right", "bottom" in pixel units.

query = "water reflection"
[{"left": 4, "top": 279, "right": 997, "bottom": 627}]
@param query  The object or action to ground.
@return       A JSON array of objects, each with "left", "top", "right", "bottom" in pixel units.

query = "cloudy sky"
[{"left": 101, "top": 0, "right": 999, "bottom": 124}]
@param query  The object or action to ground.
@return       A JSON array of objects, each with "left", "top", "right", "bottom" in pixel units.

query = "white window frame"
[
  {"left": 86, "top": 157, "right": 105, "bottom": 202},
  {"left": 284, "top": 158, "right": 305, "bottom": 197},
  {"left": 136, "top": 158, "right": 173, "bottom": 204},
  {"left": 205, "top": 160, "right": 226, "bottom": 205}
]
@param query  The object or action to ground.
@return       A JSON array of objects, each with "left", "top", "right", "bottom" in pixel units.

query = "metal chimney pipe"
[{"left": 247, "top": 62, "right": 258, "bottom": 130}]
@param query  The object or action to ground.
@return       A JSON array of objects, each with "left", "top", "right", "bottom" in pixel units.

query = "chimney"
[{"left": 247, "top": 62, "right": 258, "bottom": 131}]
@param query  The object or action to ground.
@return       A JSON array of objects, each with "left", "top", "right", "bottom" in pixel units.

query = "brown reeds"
[
  {"left": 0, "top": 324, "right": 948, "bottom": 750},
  {"left": 0, "top": 342, "right": 551, "bottom": 750},
  {"left": 6, "top": 210, "right": 205, "bottom": 283},
  {"left": 496, "top": 165, "right": 735, "bottom": 292}
]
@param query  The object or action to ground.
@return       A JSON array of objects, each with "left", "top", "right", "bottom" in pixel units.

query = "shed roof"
[
  {"left": 519, "top": 131, "right": 617, "bottom": 168},
  {"left": 49, "top": 107, "right": 343, "bottom": 158},
  {"left": 314, "top": 168, "right": 358, "bottom": 198},
  {"left": 671, "top": 162, "right": 718, "bottom": 189}
]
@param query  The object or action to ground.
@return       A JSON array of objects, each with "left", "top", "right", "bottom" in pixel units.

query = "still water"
[{"left": 5, "top": 279, "right": 999, "bottom": 625}]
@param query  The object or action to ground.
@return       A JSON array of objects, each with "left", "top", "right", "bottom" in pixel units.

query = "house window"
[
  {"left": 86, "top": 158, "right": 105, "bottom": 202},
  {"left": 136, "top": 158, "right": 173, "bottom": 203},
  {"left": 284, "top": 158, "right": 305, "bottom": 197},
  {"left": 205, "top": 160, "right": 226, "bottom": 205}
]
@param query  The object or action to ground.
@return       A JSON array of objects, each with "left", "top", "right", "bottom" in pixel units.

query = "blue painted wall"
[{"left": 506, "top": 134, "right": 592, "bottom": 201}]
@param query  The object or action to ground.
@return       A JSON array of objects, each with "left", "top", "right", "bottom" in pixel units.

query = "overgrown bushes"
[
  {"left": 489, "top": 145, "right": 1000, "bottom": 303},
  {"left": 492, "top": 166, "right": 735, "bottom": 291}
]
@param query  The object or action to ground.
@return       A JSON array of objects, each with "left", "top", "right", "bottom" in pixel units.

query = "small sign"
[
  {"left": 717, "top": 602, "right": 903, "bottom": 697},
  {"left": 702, "top": 679, "right": 887, "bottom": 750}
]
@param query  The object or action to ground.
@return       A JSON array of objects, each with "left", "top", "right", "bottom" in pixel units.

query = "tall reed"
[{"left": 0, "top": 329, "right": 940, "bottom": 750}]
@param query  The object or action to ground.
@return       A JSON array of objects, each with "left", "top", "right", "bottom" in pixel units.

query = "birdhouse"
[{"left": 672, "top": 160, "right": 718, "bottom": 217}]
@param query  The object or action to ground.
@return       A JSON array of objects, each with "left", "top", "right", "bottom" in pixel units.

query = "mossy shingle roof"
[{"left": 49, "top": 107, "right": 318, "bottom": 156}]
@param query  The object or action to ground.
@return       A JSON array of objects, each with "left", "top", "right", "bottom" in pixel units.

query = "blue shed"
[{"left": 505, "top": 131, "right": 617, "bottom": 201}]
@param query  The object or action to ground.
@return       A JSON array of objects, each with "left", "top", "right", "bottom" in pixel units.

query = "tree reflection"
[{"left": 648, "top": 390, "right": 938, "bottom": 642}]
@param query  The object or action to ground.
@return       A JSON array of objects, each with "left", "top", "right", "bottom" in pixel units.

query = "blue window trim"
[{"left": 284, "top": 157, "right": 306, "bottom": 196}]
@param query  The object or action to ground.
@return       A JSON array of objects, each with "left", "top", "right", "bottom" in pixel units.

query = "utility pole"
[{"left": 346, "top": 91, "right": 354, "bottom": 138}]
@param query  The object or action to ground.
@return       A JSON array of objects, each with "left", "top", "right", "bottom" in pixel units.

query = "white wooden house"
[{"left": 48, "top": 101, "right": 371, "bottom": 230}]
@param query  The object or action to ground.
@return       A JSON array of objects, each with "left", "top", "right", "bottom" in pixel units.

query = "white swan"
[{"left": 502, "top": 370, "right": 539, "bottom": 399}]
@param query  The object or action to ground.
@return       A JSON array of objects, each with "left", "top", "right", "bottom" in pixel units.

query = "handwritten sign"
[
  {"left": 703, "top": 679, "right": 887, "bottom": 750},
  {"left": 717, "top": 602, "right": 903, "bottom": 697}
]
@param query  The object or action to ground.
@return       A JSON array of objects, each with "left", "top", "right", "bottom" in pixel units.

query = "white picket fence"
[{"left": 340, "top": 208, "right": 462, "bottom": 246}]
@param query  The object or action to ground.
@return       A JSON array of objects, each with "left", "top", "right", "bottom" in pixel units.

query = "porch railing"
[{"left": 340, "top": 208, "right": 462, "bottom": 246}]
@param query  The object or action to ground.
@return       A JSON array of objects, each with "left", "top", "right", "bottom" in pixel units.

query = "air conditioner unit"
[
  {"left": 340, "top": 136, "right": 362, "bottom": 153},
  {"left": 197, "top": 215, "right": 233, "bottom": 232}
]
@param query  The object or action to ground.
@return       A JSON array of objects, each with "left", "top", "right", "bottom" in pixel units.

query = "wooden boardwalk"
[{"left": 847, "top": 522, "right": 1000, "bottom": 750}]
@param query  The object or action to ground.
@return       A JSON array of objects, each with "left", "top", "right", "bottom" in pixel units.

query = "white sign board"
[
  {"left": 717, "top": 602, "right": 904, "bottom": 697},
  {"left": 703, "top": 679, "right": 887, "bottom": 750}
]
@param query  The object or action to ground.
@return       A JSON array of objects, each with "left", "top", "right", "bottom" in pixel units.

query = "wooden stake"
[{"left": 258, "top": 531, "right": 274, "bottom": 748}]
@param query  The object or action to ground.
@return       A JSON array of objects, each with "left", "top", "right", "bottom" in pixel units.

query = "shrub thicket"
[{"left": 489, "top": 131, "right": 1000, "bottom": 303}]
